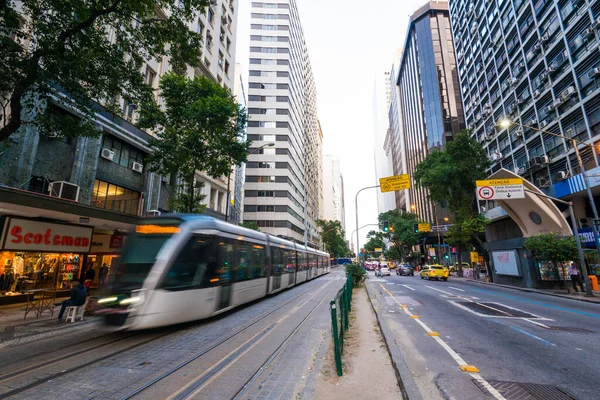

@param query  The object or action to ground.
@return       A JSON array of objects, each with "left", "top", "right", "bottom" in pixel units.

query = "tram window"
[
  {"left": 161, "top": 235, "right": 216, "bottom": 290},
  {"left": 271, "top": 246, "right": 284, "bottom": 276},
  {"left": 284, "top": 248, "right": 296, "bottom": 274},
  {"left": 298, "top": 251, "right": 307, "bottom": 271},
  {"left": 217, "top": 237, "right": 234, "bottom": 284},
  {"left": 234, "top": 240, "right": 267, "bottom": 281}
]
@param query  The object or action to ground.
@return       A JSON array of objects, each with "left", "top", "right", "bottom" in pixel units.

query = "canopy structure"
[{"left": 484, "top": 168, "right": 572, "bottom": 237}]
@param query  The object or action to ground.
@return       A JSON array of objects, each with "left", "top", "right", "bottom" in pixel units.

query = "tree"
[
  {"left": 363, "top": 230, "right": 386, "bottom": 254},
  {"left": 317, "top": 219, "right": 349, "bottom": 257},
  {"left": 413, "top": 131, "right": 490, "bottom": 277},
  {"left": 239, "top": 221, "right": 260, "bottom": 232},
  {"left": 524, "top": 233, "right": 578, "bottom": 263},
  {"left": 1, "top": 0, "right": 210, "bottom": 142},
  {"left": 139, "top": 73, "right": 248, "bottom": 213},
  {"left": 378, "top": 210, "right": 422, "bottom": 261}
]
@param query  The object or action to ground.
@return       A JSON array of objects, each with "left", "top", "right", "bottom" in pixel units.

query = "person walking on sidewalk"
[
  {"left": 58, "top": 279, "right": 88, "bottom": 321},
  {"left": 568, "top": 262, "right": 585, "bottom": 292}
]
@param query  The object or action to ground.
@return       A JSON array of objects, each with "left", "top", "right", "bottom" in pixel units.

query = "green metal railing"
[{"left": 329, "top": 275, "right": 353, "bottom": 376}]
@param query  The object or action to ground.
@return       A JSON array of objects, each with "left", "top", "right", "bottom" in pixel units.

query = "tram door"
[
  {"left": 271, "top": 247, "right": 282, "bottom": 291},
  {"left": 217, "top": 238, "right": 233, "bottom": 310}
]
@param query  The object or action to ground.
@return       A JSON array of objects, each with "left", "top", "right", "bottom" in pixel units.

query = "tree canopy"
[
  {"left": 317, "top": 219, "right": 349, "bottom": 257},
  {"left": 378, "top": 210, "right": 422, "bottom": 260},
  {"left": 1, "top": 0, "right": 210, "bottom": 142},
  {"left": 140, "top": 73, "right": 248, "bottom": 213},
  {"left": 524, "top": 233, "right": 578, "bottom": 263},
  {"left": 239, "top": 221, "right": 260, "bottom": 232}
]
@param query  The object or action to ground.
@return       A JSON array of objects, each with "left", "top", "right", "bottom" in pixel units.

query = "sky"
[{"left": 236, "top": 0, "right": 432, "bottom": 252}]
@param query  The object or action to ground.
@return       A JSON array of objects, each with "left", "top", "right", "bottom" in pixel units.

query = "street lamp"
[
  {"left": 225, "top": 142, "right": 275, "bottom": 222},
  {"left": 499, "top": 119, "right": 595, "bottom": 296}
]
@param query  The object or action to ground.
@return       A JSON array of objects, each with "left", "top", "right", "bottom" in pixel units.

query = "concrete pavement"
[{"left": 366, "top": 271, "right": 600, "bottom": 400}]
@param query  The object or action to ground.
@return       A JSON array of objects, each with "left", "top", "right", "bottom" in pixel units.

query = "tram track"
[
  {"left": 119, "top": 276, "right": 338, "bottom": 400},
  {"left": 0, "top": 276, "right": 332, "bottom": 399}
]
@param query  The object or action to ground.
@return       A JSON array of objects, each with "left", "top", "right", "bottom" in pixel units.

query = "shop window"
[{"left": 91, "top": 179, "right": 140, "bottom": 215}]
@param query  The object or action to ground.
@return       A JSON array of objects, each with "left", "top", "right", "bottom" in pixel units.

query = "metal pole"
[
  {"left": 225, "top": 167, "right": 232, "bottom": 222},
  {"left": 355, "top": 185, "right": 380, "bottom": 264},
  {"left": 573, "top": 144, "right": 600, "bottom": 274},
  {"left": 435, "top": 213, "right": 442, "bottom": 262},
  {"left": 568, "top": 202, "right": 592, "bottom": 296}
]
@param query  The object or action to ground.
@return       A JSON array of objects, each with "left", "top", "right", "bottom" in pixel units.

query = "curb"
[
  {"left": 364, "top": 281, "right": 423, "bottom": 400},
  {"left": 462, "top": 279, "right": 600, "bottom": 304}
]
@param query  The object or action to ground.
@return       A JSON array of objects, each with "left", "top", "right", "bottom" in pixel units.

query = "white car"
[{"left": 376, "top": 266, "right": 391, "bottom": 277}]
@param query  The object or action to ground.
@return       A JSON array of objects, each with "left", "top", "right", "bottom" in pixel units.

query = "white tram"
[{"left": 98, "top": 215, "right": 330, "bottom": 330}]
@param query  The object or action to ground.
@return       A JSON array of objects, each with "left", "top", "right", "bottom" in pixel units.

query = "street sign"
[
  {"left": 375, "top": 247, "right": 383, "bottom": 252},
  {"left": 477, "top": 184, "right": 525, "bottom": 200},
  {"left": 431, "top": 225, "right": 451, "bottom": 232},
  {"left": 476, "top": 178, "right": 523, "bottom": 186},
  {"left": 418, "top": 223, "right": 431, "bottom": 232},
  {"left": 379, "top": 174, "right": 411, "bottom": 192},
  {"left": 470, "top": 252, "right": 479, "bottom": 263}
]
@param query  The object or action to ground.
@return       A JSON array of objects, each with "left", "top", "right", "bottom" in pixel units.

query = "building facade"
[
  {"left": 243, "top": 0, "right": 322, "bottom": 246},
  {"left": 387, "top": 63, "right": 408, "bottom": 211},
  {"left": 229, "top": 62, "right": 248, "bottom": 225},
  {"left": 397, "top": 1, "right": 466, "bottom": 223},
  {"left": 374, "top": 72, "right": 397, "bottom": 214},
  {"left": 322, "top": 155, "right": 346, "bottom": 231},
  {"left": 0, "top": 0, "right": 241, "bottom": 296},
  {"left": 449, "top": 0, "right": 600, "bottom": 287}
]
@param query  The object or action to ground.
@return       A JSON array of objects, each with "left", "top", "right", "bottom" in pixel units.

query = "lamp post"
[
  {"left": 355, "top": 185, "right": 380, "bottom": 263},
  {"left": 225, "top": 142, "right": 274, "bottom": 223},
  {"left": 351, "top": 223, "right": 380, "bottom": 259},
  {"left": 500, "top": 119, "right": 594, "bottom": 296}
]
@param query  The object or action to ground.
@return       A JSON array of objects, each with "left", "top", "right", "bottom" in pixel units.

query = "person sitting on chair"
[{"left": 58, "top": 279, "right": 87, "bottom": 321}]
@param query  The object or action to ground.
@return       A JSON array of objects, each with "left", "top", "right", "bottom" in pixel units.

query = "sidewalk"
[
  {"left": 454, "top": 276, "right": 600, "bottom": 304},
  {"left": 313, "top": 286, "right": 403, "bottom": 399},
  {"left": 0, "top": 298, "right": 100, "bottom": 347}
]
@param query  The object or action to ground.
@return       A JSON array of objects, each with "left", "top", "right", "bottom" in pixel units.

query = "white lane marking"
[
  {"left": 523, "top": 318, "right": 551, "bottom": 329},
  {"left": 476, "top": 302, "right": 513, "bottom": 316},
  {"left": 448, "top": 286, "right": 465, "bottom": 292},
  {"left": 426, "top": 285, "right": 454, "bottom": 296},
  {"left": 402, "top": 284, "right": 416, "bottom": 291},
  {"left": 378, "top": 283, "right": 506, "bottom": 400},
  {"left": 448, "top": 301, "right": 553, "bottom": 321}
]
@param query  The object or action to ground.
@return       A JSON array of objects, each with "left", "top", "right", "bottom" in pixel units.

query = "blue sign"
[{"left": 578, "top": 228, "right": 600, "bottom": 248}]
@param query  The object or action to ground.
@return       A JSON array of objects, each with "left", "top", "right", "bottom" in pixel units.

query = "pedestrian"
[
  {"left": 99, "top": 263, "right": 109, "bottom": 288},
  {"left": 568, "top": 262, "right": 585, "bottom": 292},
  {"left": 57, "top": 279, "right": 87, "bottom": 321},
  {"left": 84, "top": 266, "right": 96, "bottom": 288}
]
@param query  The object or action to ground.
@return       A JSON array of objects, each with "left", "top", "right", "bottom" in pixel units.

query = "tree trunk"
[
  {"left": 457, "top": 245, "right": 464, "bottom": 277},
  {"left": 187, "top": 174, "right": 195, "bottom": 213}
]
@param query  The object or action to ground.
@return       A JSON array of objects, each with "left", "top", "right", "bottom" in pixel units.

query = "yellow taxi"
[{"left": 420, "top": 264, "right": 449, "bottom": 281}]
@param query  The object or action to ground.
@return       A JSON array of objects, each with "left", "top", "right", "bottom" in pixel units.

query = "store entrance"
[{"left": 0, "top": 252, "right": 82, "bottom": 292}]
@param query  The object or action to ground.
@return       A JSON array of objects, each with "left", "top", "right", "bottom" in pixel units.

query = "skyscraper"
[
  {"left": 396, "top": 1, "right": 466, "bottom": 223},
  {"left": 322, "top": 154, "right": 346, "bottom": 231},
  {"left": 243, "top": 0, "right": 322, "bottom": 245}
]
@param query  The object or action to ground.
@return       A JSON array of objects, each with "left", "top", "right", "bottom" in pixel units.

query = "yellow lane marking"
[
  {"left": 460, "top": 365, "right": 481, "bottom": 373},
  {"left": 428, "top": 332, "right": 440, "bottom": 336}
]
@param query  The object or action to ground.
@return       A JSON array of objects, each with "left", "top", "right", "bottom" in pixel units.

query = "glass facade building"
[
  {"left": 449, "top": 0, "right": 600, "bottom": 203},
  {"left": 396, "top": 1, "right": 466, "bottom": 223}
]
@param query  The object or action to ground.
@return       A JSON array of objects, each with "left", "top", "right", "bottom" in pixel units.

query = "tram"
[{"left": 97, "top": 215, "right": 330, "bottom": 330}]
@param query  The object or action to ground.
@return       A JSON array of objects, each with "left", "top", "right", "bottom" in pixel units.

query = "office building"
[
  {"left": 323, "top": 155, "right": 346, "bottom": 231},
  {"left": 387, "top": 62, "right": 408, "bottom": 211},
  {"left": 374, "top": 72, "right": 397, "bottom": 214},
  {"left": 396, "top": 1, "right": 466, "bottom": 223},
  {"left": 243, "top": 0, "right": 322, "bottom": 245}
]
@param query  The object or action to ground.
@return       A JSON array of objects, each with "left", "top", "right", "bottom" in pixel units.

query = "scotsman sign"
[{"left": 1, "top": 217, "right": 93, "bottom": 253}]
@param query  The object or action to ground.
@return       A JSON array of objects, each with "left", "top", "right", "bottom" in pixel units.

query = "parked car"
[
  {"left": 420, "top": 265, "right": 449, "bottom": 281},
  {"left": 450, "top": 262, "right": 470, "bottom": 273},
  {"left": 396, "top": 264, "right": 414, "bottom": 276},
  {"left": 376, "top": 266, "right": 391, "bottom": 277}
]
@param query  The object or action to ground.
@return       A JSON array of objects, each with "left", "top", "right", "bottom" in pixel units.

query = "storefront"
[
  {"left": 87, "top": 233, "right": 126, "bottom": 288},
  {"left": 0, "top": 217, "right": 93, "bottom": 293}
]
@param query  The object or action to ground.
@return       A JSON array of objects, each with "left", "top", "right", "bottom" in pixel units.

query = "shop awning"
[{"left": 484, "top": 169, "right": 572, "bottom": 237}]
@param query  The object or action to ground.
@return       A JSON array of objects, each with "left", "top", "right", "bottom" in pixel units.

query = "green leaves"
[
  {"left": 141, "top": 73, "right": 248, "bottom": 213},
  {"left": 239, "top": 221, "right": 260, "bottom": 231},
  {"left": 0, "top": 0, "right": 211, "bottom": 142},
  {"left": 317, "top": 220, "right": 349, "bottom": 257},
  {"left": 524, "top": 233, "right": 578, "bottom": 263}
]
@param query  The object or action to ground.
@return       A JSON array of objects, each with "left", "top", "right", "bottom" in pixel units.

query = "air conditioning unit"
[
  {"left": 537, "top": 177, "right": 550, "bottom": 188},
  {"left": 540, "top": 120, "right": 548, "bottom": 128},
  {"left": 514, "top": 166, "right": 526, "bottom": 175},
  {"left": 132, "top": 161, "right": 144, "bottom": 173},
  {"left": 147, "top": 210, "right": 162, "bottom": 217},
  {"left": 565, "top": 128, "right": 573, "bottom": 137},
  {"left": 471, "top": 25, "right": 478, "bottom": 35},
  {"left": 513, "top": 127, "right": 524, "bottom": 138},
  {"left": 101, "top": 148, "right": 115, "bottom": 161},
  {"left": 534, "top": 89, "right": 541, "bottom": 98},
  {"left": 587, "top": 67, "right": 600, "bottom": 79},
  {"left": 583, "top": 28, "right": 594, "bottom": 40},
  {"left": 539, "top": 71, "right": 548, "bottom": 81},
  {"left": 540, "top": 33, "right": 549, "bottom": 42},
  {"left": 561, "top": 86, "right": 576, "bottom": 100},
  {"left": 530, "top": 118, "right": 538, "bottom": 126},
  {"left": 527, "top": 157, "right": 542, "bottom": 169},
  {"left": 545, "top": 105, "right": 555, "bottom": 112},
  {"left": 490, "top": 153, "right": 503, "bottom": 162},
  {"left": 508, "top": 104, "right": 516, "bottom": 114},
  {"left": 517, "top": 97, "right": 525, "bottom": 104},
  {"left": 46, "top": 131, "right": 59, "bottom": 138},
  {"left": 548, "top": 65, "right": 557, "bottom": 74},
  {"left": 533, "top": 43, "right": 543, "bottom": 53},
  {"left": 510, "top": 77, "right": 519, "bottom": 86},
  {"left": 48, "top": 181, "right": 80, "bottom": 202},
  {"left": 557, "top": 171, "right": 569, "bottom": 181},
  {"left": 540, "top": 155, "right": 551, "bottom": 164}
]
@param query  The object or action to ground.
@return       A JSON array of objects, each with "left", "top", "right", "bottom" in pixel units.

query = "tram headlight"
[
  {"left": 98, "top": 296, "right": 118, "bottom": 304},
  {"left": 119, "top": 291, "right": 145, "bottom": 306}
]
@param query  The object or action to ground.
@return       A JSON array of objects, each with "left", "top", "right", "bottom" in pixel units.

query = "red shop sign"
[{"left": 2, "top": 218, "right": 93, "bottom": 253}]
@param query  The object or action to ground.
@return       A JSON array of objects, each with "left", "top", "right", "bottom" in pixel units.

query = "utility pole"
[{"left": 355, "top": 185, "right": 380, "bottom": 264}]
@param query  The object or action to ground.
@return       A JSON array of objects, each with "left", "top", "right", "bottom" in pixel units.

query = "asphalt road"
[{"left": 367, "top": 271, "right": 600, "bottom": 400}]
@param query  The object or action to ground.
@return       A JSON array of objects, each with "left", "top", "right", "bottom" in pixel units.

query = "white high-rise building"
[
  {"left": 374, "top": 72, "right": 396, "bottom": 214},
  {"left": 322, "top": 155, "right": 345, "bottom": 232},
  {"left": 243, "top": 0, "right": 322, "bottom": 245}
]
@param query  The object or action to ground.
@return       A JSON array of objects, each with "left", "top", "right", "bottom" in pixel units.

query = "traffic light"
[
  {"left": 413, "top": 223, "right": 419, "bottom": 233},
  {"left": 382, "top": 220, "right": 389, "bottom": 232},
  {"left": 444, "top": 254, "right": 449, "bottom": 259}
]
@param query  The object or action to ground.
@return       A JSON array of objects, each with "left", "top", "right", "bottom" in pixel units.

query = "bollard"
[{"left": 589, "top": 275, "right": 599, "bottom": 291}]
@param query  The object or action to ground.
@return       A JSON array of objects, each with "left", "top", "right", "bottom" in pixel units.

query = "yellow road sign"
[
  {"left": 476, "top": 178, "right": 523, "bottom": 187},
  {"left": 470, "top": 252, "right": 479, "bottom": 263},
  {"left": 418, "top": 223, "right": 431, "bottom": 232},
  {"left": 375, "top": 247, "right": 383, "bottom": 252},
  {"left": 379, "top": 174, "right": 411, "bottom": 192}
]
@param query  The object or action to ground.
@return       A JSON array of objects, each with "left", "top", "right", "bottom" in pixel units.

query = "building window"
[
  {"left": 259, "top": 176, "right": 276, "bottom": 182},
  {"left": 145, "top": 66, "right": 156, "bottom": 87},
  {"left": 102, "top": 135, "right": 144, "bottom": 169},
  {"left": 91, "top": 179, "right": 140, "bottom": 215},
  {"left": 257, "top": 205, "right": 275, "bottom": 212},
  {"left": 259, "top": 121, "right": 276, "bottom": 128},
  {"left": 258, "top": 162, "right": 275, "bottom": 168},
  {"left": 122, "top": 98, "right": 135, "bottom": 121},
  {"left": 206, "top": 31, "right": 213, "bottom": 52},
  {"left": 256, "top": 220, "right": 275, "bottom": 227},
  {"left": 258, "top": 190, "right": 275, "bottom": 197},
  {"left": 208, "top": 8, "right": 214, "bottom": 24},
  {"left": 259, "top": 134, "right": 276, "bottom": 140}
]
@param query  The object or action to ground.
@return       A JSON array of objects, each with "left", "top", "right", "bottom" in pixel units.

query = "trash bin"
[{"left": 588, "top": 275, "right": 599, "bottom": 291}]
